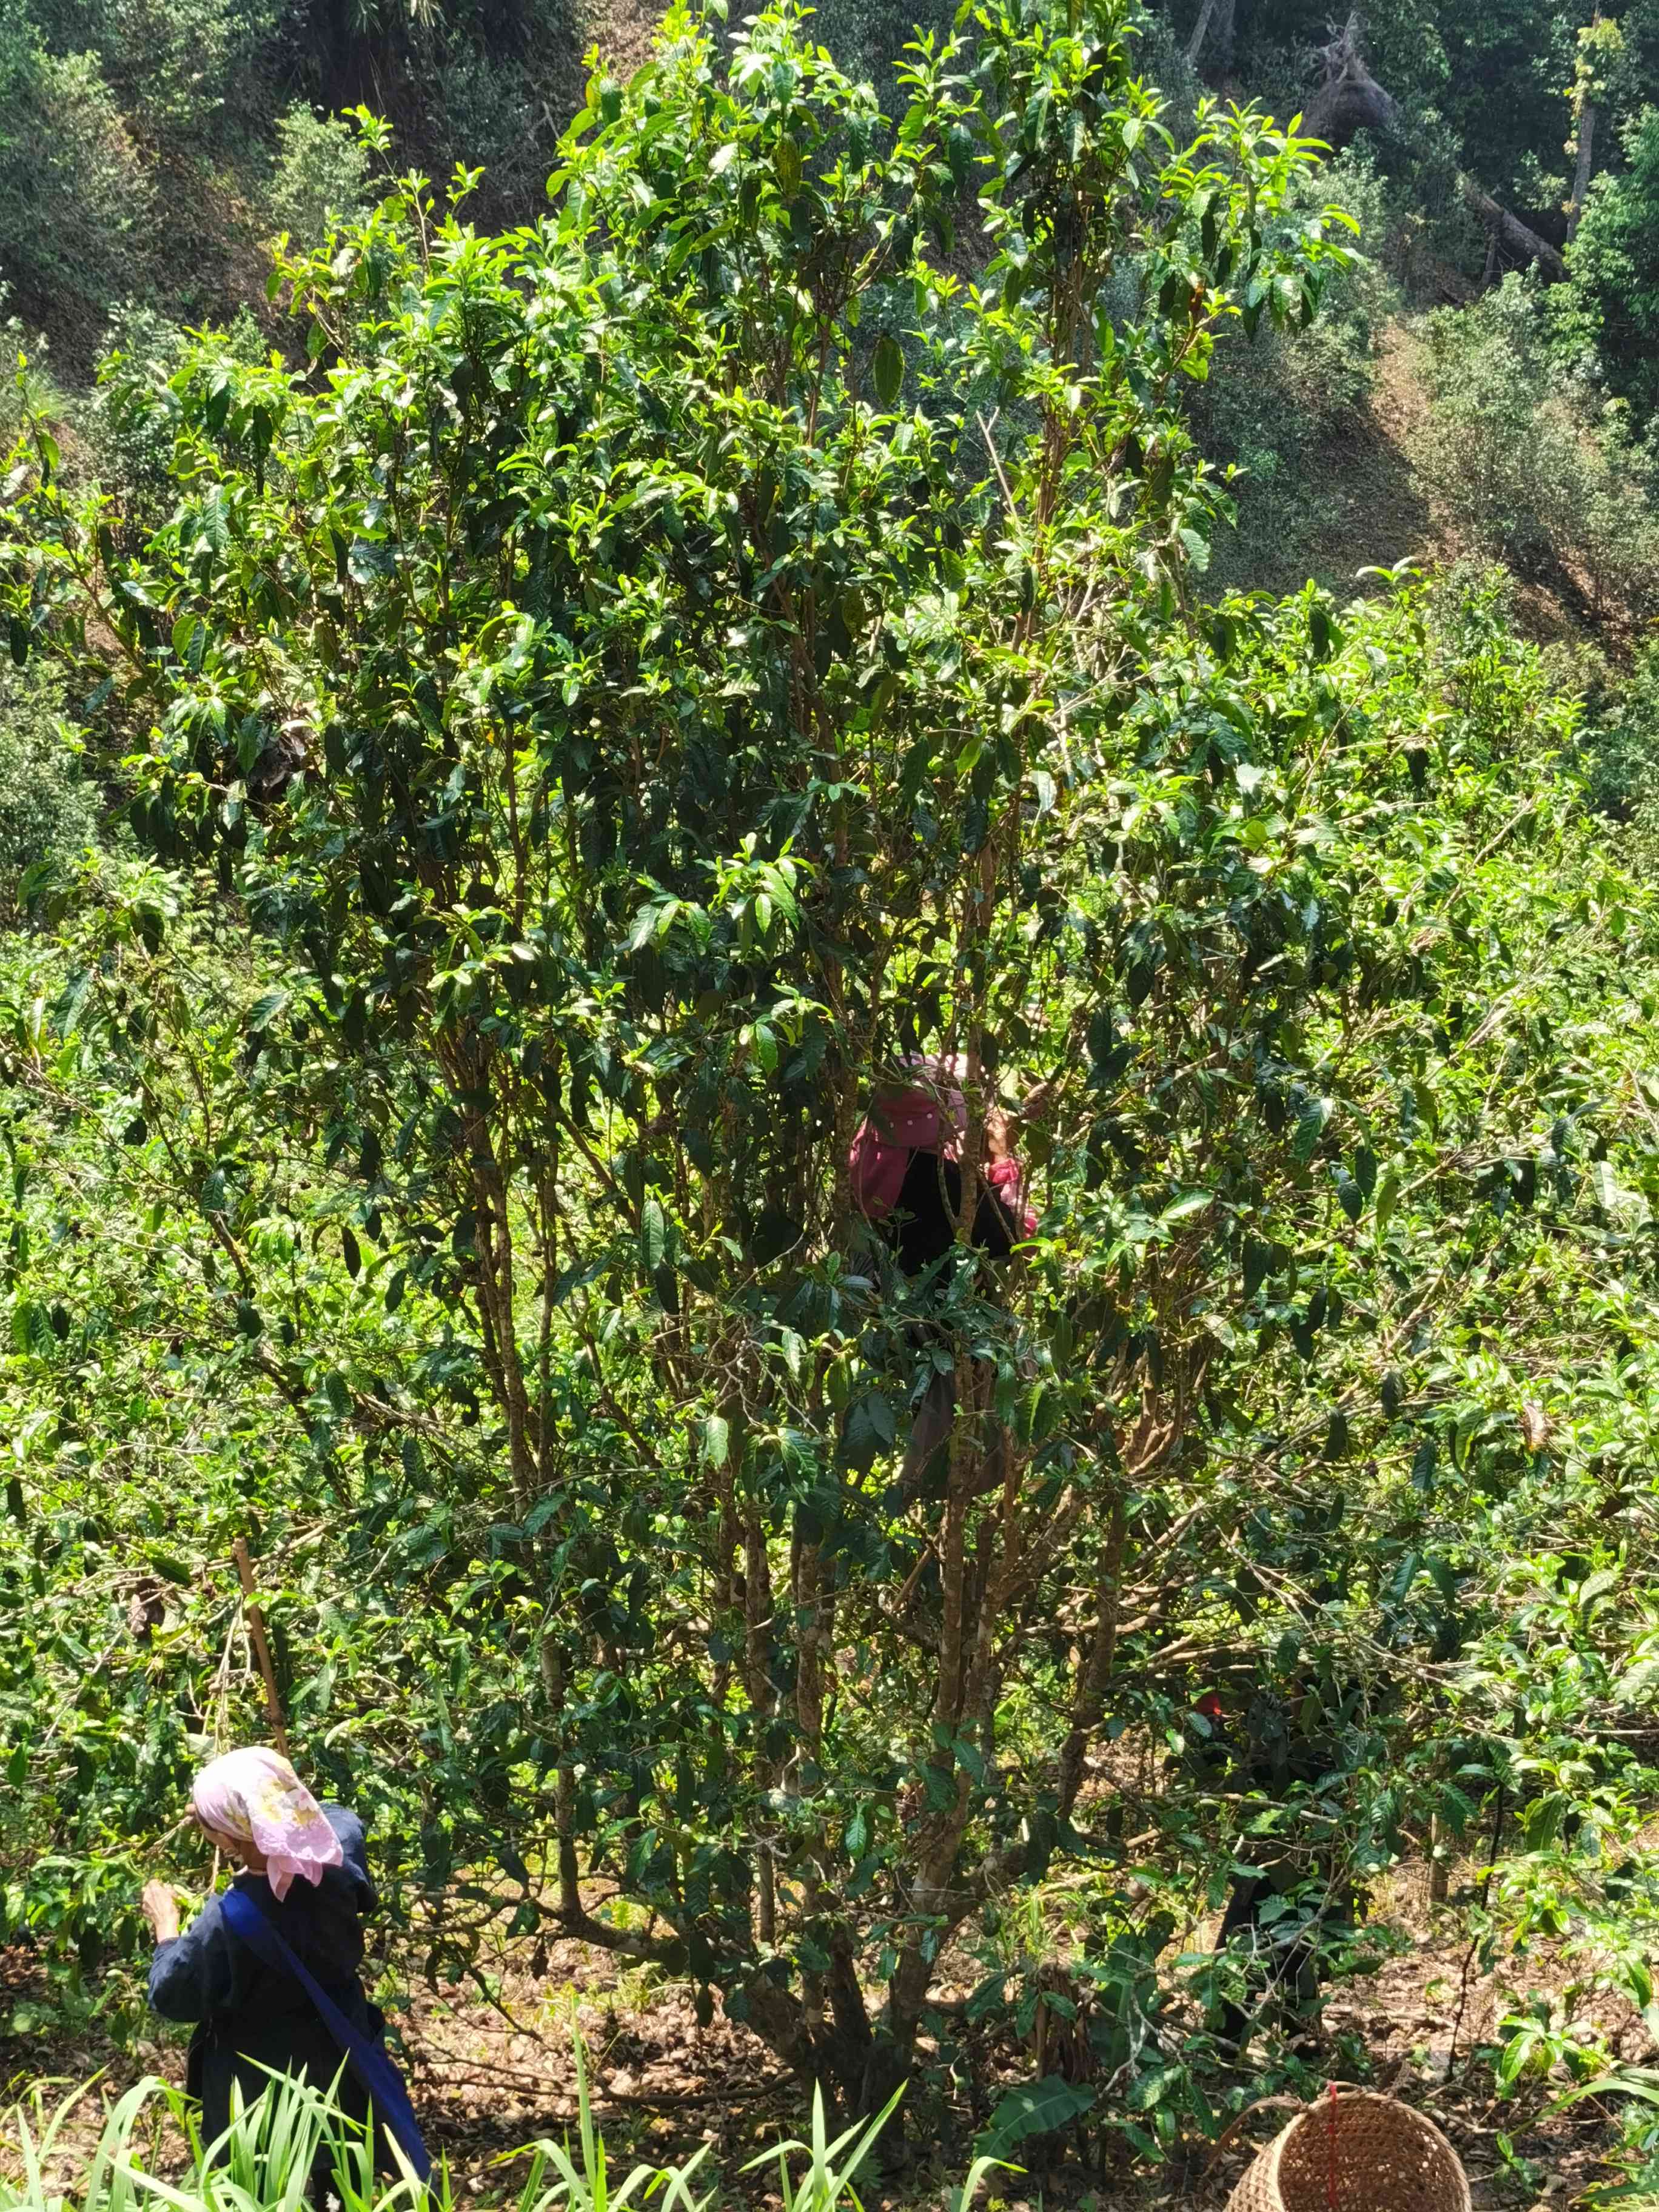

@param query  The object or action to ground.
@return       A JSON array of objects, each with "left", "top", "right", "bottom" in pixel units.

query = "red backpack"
[
  {"left": 848, "top": 1060, "right": 1035, "bottom": 1235},
  {"left": 848, "top": 1084, "right": 954, "bottom": 1223}
]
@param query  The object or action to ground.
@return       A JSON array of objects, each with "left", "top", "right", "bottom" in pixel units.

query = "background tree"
[
  {"left": 1563, "top": 12, "right": 1625, "bottom": 236},
  {"left": 1552, "top": 104, "right": 1659, "bottom": 420}
]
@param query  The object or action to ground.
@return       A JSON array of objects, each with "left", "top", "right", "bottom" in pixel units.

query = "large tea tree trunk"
[{"left": 7, "top": 0, "right": 1355, "bottom": 2132}]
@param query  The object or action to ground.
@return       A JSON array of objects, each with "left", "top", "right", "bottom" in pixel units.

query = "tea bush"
[
  {"left": 0, "top": 30, "right": 154, "bottom": 333},
  {"left": 1552, "top": 107, "right": 1659, "bottom": 432},
  {"left": 0, "top": 664, "right": 98, "bottom": 890},
  {"left": 264, "top": 103, "right": 374, "bottom": 253}
]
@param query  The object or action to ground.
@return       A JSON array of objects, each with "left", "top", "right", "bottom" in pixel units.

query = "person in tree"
[
  {"left": 141, "top": 1746, "right": 401, "bottom": 2183},
  {"left": 848, "top": 1053, "right": 1041, "bottom": 1496}
]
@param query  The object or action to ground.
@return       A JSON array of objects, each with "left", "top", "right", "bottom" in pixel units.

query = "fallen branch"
[{"left": 1458, "top": 176, "right": 1566, "bottom": 281}]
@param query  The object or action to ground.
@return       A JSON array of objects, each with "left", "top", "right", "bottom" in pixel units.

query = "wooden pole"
[{"left": 233, "top": 1537, "right": 290, "bottom": 1759}]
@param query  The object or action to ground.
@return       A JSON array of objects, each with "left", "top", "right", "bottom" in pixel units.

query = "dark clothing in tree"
[
  {"left": 886, "top": 1154, "right": 1021, "bottom": 1496},
  {"left": 1212, "top": 1854, "right": 1346, "bottom": 2039},
  {"left": 1184, "top": 1688, "right": 1360, "bottom": 2045},
  {"left": 887, "top": 1148, "right": 1021, "bottom": 1276},
  {"left": 148, "top": 1805, "right": 386, "bottom": 2164}
]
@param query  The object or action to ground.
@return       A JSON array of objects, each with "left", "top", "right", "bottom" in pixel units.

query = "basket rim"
[{"left": 1246, "top": 2090, "right": 1472, "bottom": 2212}]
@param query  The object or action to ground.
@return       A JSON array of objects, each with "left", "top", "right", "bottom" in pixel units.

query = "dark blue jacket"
[{"left": 148, "top": 1805, "right": 384, "bottom": 2154}]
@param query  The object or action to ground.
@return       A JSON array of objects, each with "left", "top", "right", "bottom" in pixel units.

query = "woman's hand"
[
  {"left": 983, "top": 1105, "right": 1014, "bottom": 1162},
  {"left": 141, "top": 1880, "right": 181, "bottom": 1943}
]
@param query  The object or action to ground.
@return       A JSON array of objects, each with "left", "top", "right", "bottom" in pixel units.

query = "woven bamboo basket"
[{"left": 1224, "top": 2091, "right": 1471, "bottom": 2212}]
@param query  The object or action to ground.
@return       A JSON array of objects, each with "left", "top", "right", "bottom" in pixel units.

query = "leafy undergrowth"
[
  {"left": 1213, "top": 301, "right": 1659, "bottom": 666},
  {"left": 0, "top": 2033, "right": 965, "bottom": 2212},
  {"left": 1, "top": 1869, "right": 1643, "bottom": 2210}
]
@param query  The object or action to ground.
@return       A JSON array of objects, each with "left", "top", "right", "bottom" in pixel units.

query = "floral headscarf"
[{"left": 192, "top": 1747, "right": 344, "bottom": 1902}]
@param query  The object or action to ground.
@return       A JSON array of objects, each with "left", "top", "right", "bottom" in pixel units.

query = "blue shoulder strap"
[{"left": 220, "top": 1885, "right": 432, "bottom": 2183}]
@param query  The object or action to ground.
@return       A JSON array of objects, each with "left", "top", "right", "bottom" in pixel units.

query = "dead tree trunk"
[
  {"left": 1187, "top": 0, "right": 1236, "bottom": 70},
  {"left": 1304, "top": 13, "right": 1398, "bottom": 146},
  {"left": 1299, "top": 15, "right": 1566, "bottom": 280}
]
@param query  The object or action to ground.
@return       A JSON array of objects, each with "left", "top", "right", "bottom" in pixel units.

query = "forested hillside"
[{"left": 7, "top": 0, "right": 1659, "bottom": 2203}]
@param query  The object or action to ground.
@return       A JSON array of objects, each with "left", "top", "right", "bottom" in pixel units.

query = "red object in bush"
[
  {"left": 848, "top": 1088, "right": 953, "bottom": 1223},
  {"left": 848, "top": 1059, "right": 1036, "bottom": 1237}
]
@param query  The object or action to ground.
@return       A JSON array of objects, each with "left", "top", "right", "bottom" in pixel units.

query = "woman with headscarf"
[{"left": 139, "top": 1746, "right": 406, "bottom": 2178}]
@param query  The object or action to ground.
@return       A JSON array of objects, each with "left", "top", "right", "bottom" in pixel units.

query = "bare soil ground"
[
  {"left": 1211, "top": 316, "right": 1610, "bottom": 660},
  {"left": 1204, "top": 322, "right": 1440, "bottom": 606},
  {"left": 1290, "top": 323, "right": 1445, "bottom": 600}
]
